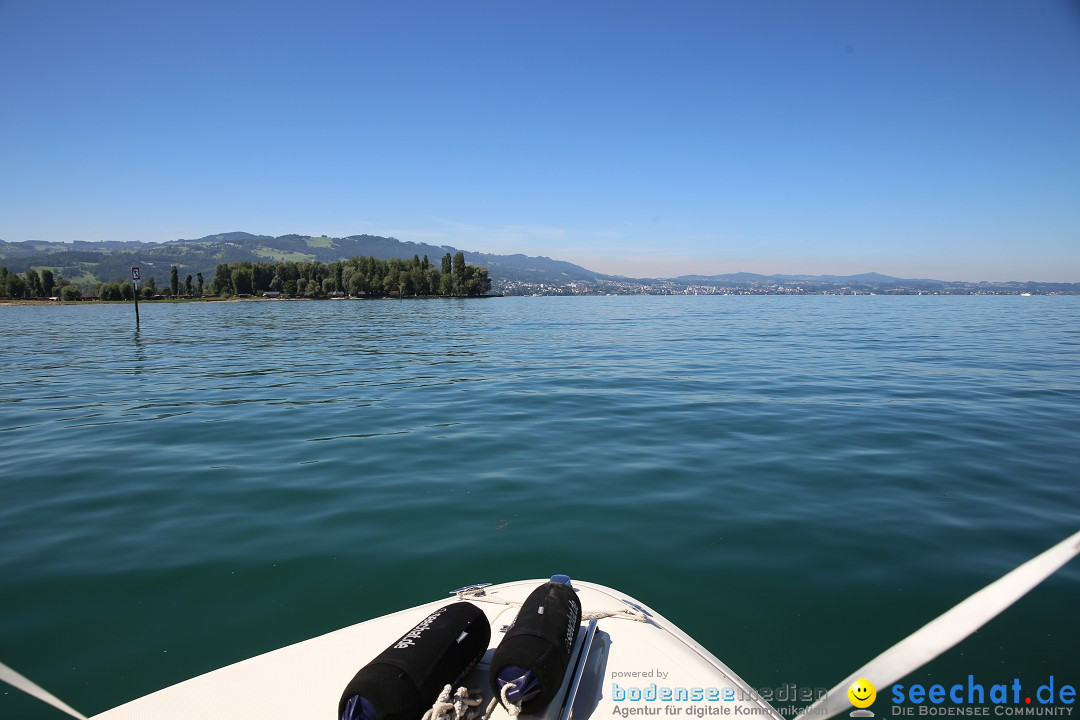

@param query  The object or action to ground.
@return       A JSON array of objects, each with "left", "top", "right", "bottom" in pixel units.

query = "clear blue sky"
[{"left": 1, "top": 0, "right": 1078, "bottom": 281}]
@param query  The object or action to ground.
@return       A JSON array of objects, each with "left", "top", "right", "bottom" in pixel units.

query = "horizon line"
[{"left": 1, "top": 233, "right": 1077, "bottom": 286}]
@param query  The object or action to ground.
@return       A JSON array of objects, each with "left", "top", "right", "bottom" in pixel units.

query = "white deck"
[{"left": 92, "top": 579, "right": 783, "bottom": 720}]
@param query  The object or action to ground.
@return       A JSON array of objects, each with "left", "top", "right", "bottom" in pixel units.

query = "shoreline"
[{"left": 0, "top": 294, "right": 503, "bottom": 307}]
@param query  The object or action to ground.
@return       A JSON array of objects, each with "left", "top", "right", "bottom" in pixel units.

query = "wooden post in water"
[{"left": 131, "top": 266, "right": 141, "bottom": 326}]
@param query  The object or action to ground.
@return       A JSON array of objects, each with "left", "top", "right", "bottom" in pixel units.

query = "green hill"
[{"left": 0, "top": 232, "right": 608, "bottom": 288}]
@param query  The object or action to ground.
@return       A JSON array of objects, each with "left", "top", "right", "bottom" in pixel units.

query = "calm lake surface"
[{"left": 2, "top": 296, "right": 1078, "bottom": 718}]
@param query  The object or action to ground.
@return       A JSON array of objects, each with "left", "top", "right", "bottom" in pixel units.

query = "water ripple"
[{"left": 0, "top": 296, "right": 1078, "bottom": 717}]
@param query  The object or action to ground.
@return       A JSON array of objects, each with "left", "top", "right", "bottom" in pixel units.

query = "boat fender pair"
[
  {"left": 339, "top": 602, "right": 491, "bottom": 720},
  {"left": 338, "top": 579, "right": 582, "bottom": 720},
  {"left": 489, "top": 579, "right": 582, "bottom": 714}
]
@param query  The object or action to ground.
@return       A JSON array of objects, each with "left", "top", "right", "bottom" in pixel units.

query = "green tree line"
[
  {"left": 1, "top": 264, "right": 152, "bottom": 300},
  {"left": 209, "top": 252, "right": 490, "bottom": 298},
  {"left": 0, "top": 266, "right": 82, "bottom": 299},
  {"left": 1, "top": 252, "right": 491, "bottom": 300}
]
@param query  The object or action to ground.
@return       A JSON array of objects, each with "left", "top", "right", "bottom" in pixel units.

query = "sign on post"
[{"left": 131, "top": 267, "right": 140, "bottom": 326}]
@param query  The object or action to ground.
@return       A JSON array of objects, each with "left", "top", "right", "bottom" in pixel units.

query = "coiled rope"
[{"left": 421, "top": 684, "right": 523, "bottom": 720}]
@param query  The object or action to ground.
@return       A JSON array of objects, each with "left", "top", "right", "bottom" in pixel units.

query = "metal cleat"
[{"left": 450, "top": 583, "right": 492, "bottom": 599}]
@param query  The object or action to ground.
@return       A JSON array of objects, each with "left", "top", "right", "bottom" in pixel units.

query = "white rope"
[
  {"left": 422, "top": 684, "right": 486, "bottom": 720},
  {"left": 421, "top": 681, "right": 526, "bottom": 720},
  {"left": 499, "top": 681, "right": 524, "bottom": 718},
  {"left": 0, "top": 660, "right": 87, "bottom": 720},
  {"left": 582, "top": 608, "right": 647, "bottom": 622},
  {"left": 795, "top": 528, "right": 1080, "bottom": 720}
]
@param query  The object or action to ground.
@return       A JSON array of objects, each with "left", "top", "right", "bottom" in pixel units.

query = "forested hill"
[{"left": 0, "top": 232, "right": 606, "bottom": 288}]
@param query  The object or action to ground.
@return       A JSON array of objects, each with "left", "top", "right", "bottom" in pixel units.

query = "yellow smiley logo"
[{"left": 848, "top": 679, "right": 876, "bottom": 708}]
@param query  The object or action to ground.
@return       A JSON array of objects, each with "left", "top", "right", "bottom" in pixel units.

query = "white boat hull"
[{"left": 92, "top": 579, "right": 783, "bottom": 720}]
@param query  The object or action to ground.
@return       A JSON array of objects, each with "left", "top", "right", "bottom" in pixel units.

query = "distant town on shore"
[{"left": 1, "top": 232, "right": 1076, "bottom": 299}]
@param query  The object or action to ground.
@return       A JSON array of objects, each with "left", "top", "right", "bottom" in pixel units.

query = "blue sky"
[{"left": 1, "top": 1, "right": 1078, "bottom": 281}]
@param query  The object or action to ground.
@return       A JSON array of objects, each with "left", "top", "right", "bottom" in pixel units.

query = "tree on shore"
[
  {"left": 185, "top": 274, "right": 193, "bottom": 296},
  {"left": 3, "top": 270, "right": 27, "bottom": 298},
  {"left": 196, "top": 272, "right": 204, "bottom": 296},
  {"left": 98, "top": 282, "right": 124, "bottom": 301},
  {"left": 170, "top": 266, "right": 179, "bottom": 296},
  {"left": 453, "top": 251, "right": 466, "bottom": 295},
  {"left": 210, "top": 264, "right": 231, "bottom": 296},
  {"left": 25, "top": 269, "right": 43, "bottom": 297},
  {"left": 42, "top": 270, "right": 55, "bottom": 297},
  {"left": 230, "top": 265, "right": 254, "bottom": 295},
  {"left": 440, "top": 253, "right": 454, "bottom": 295}
]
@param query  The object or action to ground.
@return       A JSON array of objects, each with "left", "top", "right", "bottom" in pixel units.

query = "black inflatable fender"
[
  {"left": 489, "top": 581, "right": 583, "bottom": 714},
  {"left": 338, "top": 601, "right": 491, "bottom": 720}
]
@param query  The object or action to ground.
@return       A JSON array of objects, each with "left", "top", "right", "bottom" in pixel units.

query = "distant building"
[{"left": 262, "top": 291, "right": 282, "bottom": 298}]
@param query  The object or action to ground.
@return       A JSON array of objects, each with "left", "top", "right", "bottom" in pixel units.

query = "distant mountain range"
[
  {"left": 1, "top": 232, "right": 1076, "bottom": 295},
  {"left": 0, "top": 232, "right": 607, "bottom": 287},
  {"left": 677, "top": 271, "right": 912, "bottom": 283},
  {"left": 667, "top": 271, "right": 1080, "bottom": 294}
]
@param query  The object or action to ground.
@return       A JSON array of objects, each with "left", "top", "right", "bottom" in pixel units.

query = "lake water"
[{"left": 1, "top": 296, "right": 1078, "bottom": 718}]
